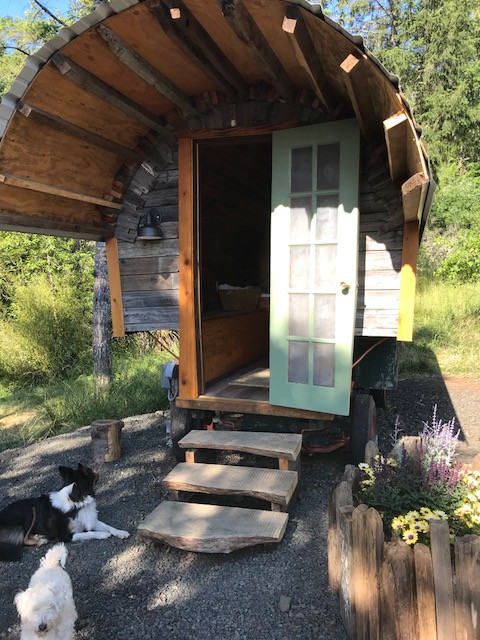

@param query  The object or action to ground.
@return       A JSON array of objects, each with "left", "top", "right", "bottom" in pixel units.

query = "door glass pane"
[
  {"left": 291, "top": 146, "right": 312, "bottom": 192},
  {"left": 315, "top": 245, "right": 336, "bottom": 288},
  {"left": 290, "top": 197, "right": 312, "bottom": 242},
  {"left": 290, "top": 246, "right": 310, "bottom": 289},
  {"left": 316, "top": 195, "right": 338, "bottom": 241},
  {"left": 317, "top": 143, "right": 340, "bottom": 190},
  {"left": 314, "top": 295, "right": 336, "bottom": 339},
  {"left": 288, "top": 341, "right": 309, "bottom": 384},
  {"left": 289, "top": 294, "right": 309, "bottom": 337},
  {"left": 313, "top": 343, "right": 335, "bottom": 387}
]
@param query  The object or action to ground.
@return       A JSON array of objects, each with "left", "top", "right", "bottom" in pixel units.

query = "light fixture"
[{"left": 137, "top": 211, "right": 162, "bottom": 240}]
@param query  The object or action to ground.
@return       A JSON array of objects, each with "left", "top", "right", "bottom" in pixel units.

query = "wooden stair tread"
[
  {"left": 137, "top": 501, "right": 289, "bottom": 553},
  {"left": 179, "top": 430, "right": 302, "bottom": 461},
  {"left": 163, "top": 463, "right": 297, "bottom": 505}
]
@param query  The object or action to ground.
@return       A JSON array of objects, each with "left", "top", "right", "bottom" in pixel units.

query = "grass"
[
  {"left": 399, "top": 278, "right": 480, "bottom": 377},
  {"left": 0, "top": 352, "right": 171, "bottom": 452}
]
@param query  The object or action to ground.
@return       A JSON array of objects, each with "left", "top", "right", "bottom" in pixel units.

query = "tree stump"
[{"left": 91, "top": 419, "right": 124, "bottom": 467}]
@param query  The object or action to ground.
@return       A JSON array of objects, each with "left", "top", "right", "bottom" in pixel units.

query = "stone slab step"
[
  {"left": 163, "top": 463, "right": 298, "bottom": 506},
  {"left": 178, "top": 430, "right": 302, "bottom": 461},
  {"left": 137, "top": 501, "right": 289, "bottom": 553}
]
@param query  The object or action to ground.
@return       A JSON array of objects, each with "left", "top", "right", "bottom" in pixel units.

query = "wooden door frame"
[{"left": 177, "top": 124, "right": 302, "bottom": 401}]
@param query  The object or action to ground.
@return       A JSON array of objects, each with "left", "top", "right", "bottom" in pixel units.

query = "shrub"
[{"left": 357, "top": 408, "right": 479, "bottom": 545}]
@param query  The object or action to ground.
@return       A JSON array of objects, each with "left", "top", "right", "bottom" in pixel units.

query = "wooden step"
[
  {"left": 178, "top": 430, "right": 302, "bottom": 461},
  {"left": 137, "top": 501, "right": 289, "bottom": 553},
  {"left": 163, "top": 462, "right": 298, "bottom": 509}
]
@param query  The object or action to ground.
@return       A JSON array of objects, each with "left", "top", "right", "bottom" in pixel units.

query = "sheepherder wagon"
[{"left": 0, "top": 0, "right": 434, "bottom": 550}]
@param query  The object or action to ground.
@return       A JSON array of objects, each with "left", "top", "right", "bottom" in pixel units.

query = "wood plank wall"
[{"left": 118, "top": 145, "right": 402, "bottom": 337}]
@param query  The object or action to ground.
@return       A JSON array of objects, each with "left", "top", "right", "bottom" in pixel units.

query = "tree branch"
[
  {"left": 2, "top": 45, "right": 30, "bottom": 55},
  {"left": 32, "top": 0, "right": 68, "bottom": 27}
]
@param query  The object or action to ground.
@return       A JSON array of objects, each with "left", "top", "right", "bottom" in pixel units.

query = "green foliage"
[
  {"left": 0, "top": 232, "right": 94, "bottom": 310},
  {"left": 0, "top": 275, "right": 91, "bottom": 383}
]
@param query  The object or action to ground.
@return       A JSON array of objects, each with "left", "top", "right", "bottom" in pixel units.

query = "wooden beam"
[
  {"left": 220, "top": 0, "right": 296, "bottom": 103},
  {"left": 96, "top": 24, "right": 197, "bottom": 117},
  {"left": 0, "top": 173, "right": 122, "bottom": 209},
  {"left": 282, "top": 6, "right": 334, "bottom": 113},
  {"left": 105, "top": 237, "right": 125, "bottom": 338},
  {"left": 401, "top": 172, "right": 428, "bottom": 222},
  {"left": 151, "top": 0, "right": 248, "bottom": 99},
  {"left": 384, "top": 111, "right": 409, "bottom": 186},
  {"left": 340, "top": 53, "right": 382, "bottom": 144},
  {"left": 17, "top": 101, "right": 143, "bottom": 163},
  {"left": 0, "top": 209, "right": 113, "bottom": 240},
  {"left": 51, "top": 54, "right": 173, "bottom": 138},
  {"left": 177, "top": 137, "right": 198, "bottom": 399},
  {"left": 397, "top": 221, "right": 418, "bottom": 342}
]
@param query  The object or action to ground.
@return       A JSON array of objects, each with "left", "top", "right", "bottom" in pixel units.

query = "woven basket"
[{"left": 219, "top": 287, "right": 261, "bottom": 311}]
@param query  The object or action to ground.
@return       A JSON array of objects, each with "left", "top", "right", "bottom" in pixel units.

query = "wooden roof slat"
[
  {"left": 17, "top": 102, "right": 143, "bottom": 163},
  {"left": 384, "top": 111, "right": 409, "bottom": 186},
  {"left": 220, "top": 0, "right": 296, "bottom": 103},
  {"left": 340, "top": 53, "right": 383, "bottom": 145},
  {"left": 51, "top": 53, "right": 174, "bottom": 138},
  {"left": 96, "top": 24, "right": 198, "bottom": 117},
  {"left": 151, "top": 0, "right": 249, "bottom": 99},
  {"left": 0, "top": 172, "right": 122, "bottom": 209},
  {"left": 0, "top": 208, "right": 112, "bottom": 240},
  {"left": 282, "top": 6, "right": 335, "bottom": 113},
  {"left": 401, "top": 172, "right": 428, "bottom": 223}
]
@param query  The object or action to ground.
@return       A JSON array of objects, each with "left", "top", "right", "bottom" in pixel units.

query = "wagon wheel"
[
  {"left": 349, "top": 393, "right": 377, "bottom": 465},
  {"left": 170, "top": 403, "right": 193, "bottom": 462}
]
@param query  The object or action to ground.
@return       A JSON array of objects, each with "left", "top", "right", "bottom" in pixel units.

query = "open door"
[{"left": 270, "top": 120, "right": 360, "bottom": 415}]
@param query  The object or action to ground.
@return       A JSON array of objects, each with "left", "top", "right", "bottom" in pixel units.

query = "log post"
[
  {"left": 91, "top": 419, "right": 124, "bottom": 467},
  {"left": 430, "top": 518, "right": 456, "bottom": 640}
]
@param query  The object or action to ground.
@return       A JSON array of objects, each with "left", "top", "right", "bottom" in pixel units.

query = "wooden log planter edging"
[{"left": 328, "top": 441, "right": 480, "bottom": 640}]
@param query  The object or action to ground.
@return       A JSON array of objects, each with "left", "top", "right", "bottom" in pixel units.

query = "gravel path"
[{"left": 0, "top": 375, "right": 478, "bottom": 640}]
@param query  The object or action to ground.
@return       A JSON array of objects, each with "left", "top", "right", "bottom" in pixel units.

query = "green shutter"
[{"left": 270, "top": 120, "right": 360, "bottom": 415}]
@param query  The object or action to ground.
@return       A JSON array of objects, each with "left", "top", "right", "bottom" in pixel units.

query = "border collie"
[{"left": 0, "top": 463, "right": 129, "bottom": 561}]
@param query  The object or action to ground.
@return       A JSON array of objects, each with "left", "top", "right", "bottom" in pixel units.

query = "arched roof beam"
[
  {"left": 282, "top": 6, "right": 336, "bottom": 114},
  {"left": 151, "top": 0, "right": 249, "bottom": 100},
  {"left": 220, "top": 0, "right": 296, "bottom": 103}
]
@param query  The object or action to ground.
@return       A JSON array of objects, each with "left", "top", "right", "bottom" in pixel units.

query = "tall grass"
[{"left": 399, "top": 279, "right": 480, "bottom": 376}]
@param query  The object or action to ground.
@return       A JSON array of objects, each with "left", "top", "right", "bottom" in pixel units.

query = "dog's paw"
[
  {"left": 97, "top": 531, "right": 112, "bottom": 539},
  {"left": 115, "top": 529, "right": 130, "bottom": 539}
]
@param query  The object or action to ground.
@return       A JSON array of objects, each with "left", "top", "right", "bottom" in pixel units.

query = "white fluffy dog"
[{"left": 14, "top": 543, "right": 77, "bottom": 640}]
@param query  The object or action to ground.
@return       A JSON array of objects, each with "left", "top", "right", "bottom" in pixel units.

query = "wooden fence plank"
[
  {"left": 366, "top": 508, "right": 383, "bottom": 640},
  {"left": 339, "top": 505, "right": 355, "bottom": 639},
  {"left": 414, "top": 542, "right": 437, "bottom": 640},
  {"left": 454, "top": 535, "right": 479, "bottom": 640},
  {"left": 381, "top": 540, "right": 417, "bottom": 640},
  {"left": 364, "top": 440, "right": 379, "bottom": 465},
  {"left": 430, "top": 519, "right": 456, "bottom": 640},
  {"left": 352, "top": 504, "right": 369, "bottom": 640},
  {"left": 328, "top": 481, "right": 353, "bottom": 594}
]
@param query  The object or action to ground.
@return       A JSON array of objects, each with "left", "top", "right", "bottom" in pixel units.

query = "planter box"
[{"left": 328, "top": 441, "right": 480, "bottom": 640}]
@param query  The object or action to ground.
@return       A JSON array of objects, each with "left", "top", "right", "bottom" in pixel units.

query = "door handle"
[{"left": 340, "top": 281, "right": 350, "bottom": 294}]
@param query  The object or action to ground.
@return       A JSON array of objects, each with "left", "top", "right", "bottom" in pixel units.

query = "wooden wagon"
[{"left": 0, "top": 0, "right": 435, "bottom": 549}]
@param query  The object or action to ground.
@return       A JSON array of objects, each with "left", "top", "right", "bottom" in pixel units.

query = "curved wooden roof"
[{"left": 0, "top": 0, "right": 433, "bottom": 240}]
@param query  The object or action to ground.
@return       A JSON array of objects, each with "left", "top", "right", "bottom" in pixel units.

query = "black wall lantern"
[{"left": 137, "top": 211, "right": 162, "bottom": 241}]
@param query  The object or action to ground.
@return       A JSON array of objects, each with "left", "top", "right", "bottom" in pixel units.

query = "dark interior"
[
  {"left": 198, "top": 137, "right": 272, "bottom": 313},
  {"left": 197, "top": 137, "right": 272, "bottom": 394}
]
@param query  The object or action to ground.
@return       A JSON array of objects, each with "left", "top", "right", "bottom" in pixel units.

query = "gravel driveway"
[{"left": 0, "top": 375, "right": 478, "bottom": 640}]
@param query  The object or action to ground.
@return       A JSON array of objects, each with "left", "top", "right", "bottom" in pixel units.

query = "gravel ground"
[{"left": 0, "top": 374, "right": 478, "bottom": 640}]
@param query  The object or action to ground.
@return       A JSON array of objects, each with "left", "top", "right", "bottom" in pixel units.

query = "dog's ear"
[
  {"left": 78, "top": 463, "right": 92, "bottom": 475},
  {"left": 14, "top": 589, "right": 29, "bottom": 615},
  {"left": 58, "top": 466, "right": 74, "bottom": 483}
]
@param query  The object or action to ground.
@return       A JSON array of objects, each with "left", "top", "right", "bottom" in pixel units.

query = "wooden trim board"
[
  {"left": 105, "top": 237, "right": 125, "bottom": 337},
  {"left": 397, "top": 221, "right": 419, "bottom": 342}
]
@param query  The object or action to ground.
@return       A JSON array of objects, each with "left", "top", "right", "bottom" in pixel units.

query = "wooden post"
[
  {"left": 381, "top": 540, "right": 417, "bottom": 640},
  {"left": 339, "top": 505, "right": 355, "bottom": 638},
  {"left": 343, "top": 464, "right": 361, "bottom": 492},
  {"left": 328, "top": 481, "right": 353, "bottom": 594},
  {"left": 454, "top": 535, "right": 479, "bottom": 640},
  {"left": 91, "top": 419, "right": 124, "bottom": 466},
  {"left": 352, "top": 504, "right": 369, "bottom": 640},
  {"left": 414, "top": 543, "right": 437, "bottom": 640},
  {"left": 364, "top": 440, "right": 379, "bottom": 466},
  {"left": 365, "top": 508, "right": 383, "bottom": 640},
  {"left": 430, "top": 518, "right": 456, "bottom": 640}
]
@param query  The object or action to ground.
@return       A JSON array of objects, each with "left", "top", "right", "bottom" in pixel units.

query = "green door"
[{"left": 270, "top": 120, "right": 360, "bottom": 416}]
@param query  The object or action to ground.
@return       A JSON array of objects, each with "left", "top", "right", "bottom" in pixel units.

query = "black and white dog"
[{"left": 0, "top": 463, "right": 129, "bottom": 561}]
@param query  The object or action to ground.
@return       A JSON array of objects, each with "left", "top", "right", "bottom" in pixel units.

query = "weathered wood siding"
[
  {"left": 118, "top": 144, "right": 402, "bottom": 337},
  {"left": 118, "top": 153, "right": 179, "bottom": 332}
]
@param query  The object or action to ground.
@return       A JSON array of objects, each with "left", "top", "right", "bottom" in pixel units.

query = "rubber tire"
[
  {"left": 170, "top": 403, "right": 192, "bottom": 462},
  {"left": 350, "top": 393, "right": 377, "bottom": 465}
]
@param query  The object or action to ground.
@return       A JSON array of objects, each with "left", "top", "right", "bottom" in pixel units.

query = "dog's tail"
[
  {"left": 0, "top": 526, "right": 24, "bottom": 561},
  {"left": 41, "top": 542, "right": 68, "bottom": 568}
]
